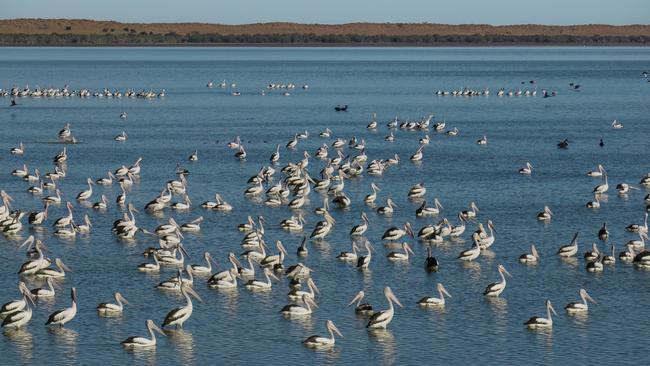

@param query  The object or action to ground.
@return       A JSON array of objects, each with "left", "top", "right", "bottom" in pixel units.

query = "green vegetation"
[{"left": 0, "top": 32, "right": 647, "bottom": 45}]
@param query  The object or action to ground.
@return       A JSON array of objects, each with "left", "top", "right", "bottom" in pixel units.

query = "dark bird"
[
  {"left": 557, "top": 139, "right": 569, "bottom": 149},
  {"left": 599, "top": 138, "right": 604, "bottom": 147}
]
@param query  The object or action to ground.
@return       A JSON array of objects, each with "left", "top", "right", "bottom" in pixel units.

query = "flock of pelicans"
[
  {"left": 1, "top": 85, "right": 165, "bottom": 99},
  {"left": 1, "top": 106, "right": 650, "bottom": 351}
]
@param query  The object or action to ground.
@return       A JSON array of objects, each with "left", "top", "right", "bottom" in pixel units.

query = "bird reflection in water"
[
  {"left": 165, "top": 329, "right": 196, "bottom": 365},
  {"left": 4, "top": 328, "right": 33, "bottom": 364},
  {"left": 48, "top": 327, "right": 78, "bottom": 362},
  {"left": 368, "top": 328, "right": 397, "bottom": 365},
  {"left": 486, "top": 296, "right": 508, "bottom": 326}
]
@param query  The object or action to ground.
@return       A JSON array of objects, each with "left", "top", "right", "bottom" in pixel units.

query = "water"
[{"left": 1, "top": 47, "right": 649, "bottom": 365}]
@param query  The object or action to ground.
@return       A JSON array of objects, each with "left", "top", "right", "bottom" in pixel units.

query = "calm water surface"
[{"left": 1, "top": 47, "right": 650, "bottom": 365}]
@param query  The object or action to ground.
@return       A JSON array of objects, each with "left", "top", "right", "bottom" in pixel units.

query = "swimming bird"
[
  {"left": 418, "top": 283, "right": 452, "bottom": 307},
  {"left": 461, "top": 202, "right": 479, "bottom": 219},
  {"left": 483, "top": 264, "right": 512, "bottom": 297},
  {"left": 587, "top": 164, "right": 606, "bottom": 177},
  {"left": 356, "top": 240, "right": 373, "bottom": 269},
  {"left": 557, "top": 232, "right": 579, "bottom": 257},
  {"left": 97, "top": 292, "right": 129, "bottom": 315},
  {"left": 303, "top": 320, "right": 343, "bottom": 349},
  {"left": 1, "top": 282, "right": 33, "bottom": 318},
  {"left": 519, "top": 244, "right": 540, "bottom": 263},
  {"left": 524, "top": 300, "right": 557, "bottom": 329},
  {"left": 30, "top": 277, "right": 58, "bottom": 298},
  {"left": 280, "top": 294, "right": 318, "bottom": 316},
  {"left": 348, "top": 290, "right": 373, "bottom": 314},
  {"left": 592, "top": 174, "right": 609, "bottom": 195},
  {"left": 245, "top": 268, "right": 279, "bottom": 290},
  {"left": 537, "top": 206, "right": 553, "bottom": 221},
  {"left": 367, "top": 287, "right": 403, "bottom": 329},
  {"left": 565, "top": 289, "right": 597, "bottom": 313},
  {"left": 121, "top": 320, "right": 166, "bottom": 348},
  {"left": 1, "top": 291, "right": 35, "bottom": 329},
  {"left": 386, "top": 243, "right": 415, "bottom": 261},
  {"left": 519, "top": 162, "right": 533, "bottom": 175}
]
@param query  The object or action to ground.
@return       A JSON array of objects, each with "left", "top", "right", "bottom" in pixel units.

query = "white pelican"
[
  {"left": 461, "top": 202, "right": 479, "bottom": 219},
  {"left": 356, "top": 240, "right": 373, "bottom": 269},
  {"left": 171, "top": 195, "right": 192, "bottom": 210},
  {"left": 286, "top": 134, "right": 298, "bottom": 149},
  {"left": 565, "top": 289, "right": 597, "bottom": 313},
  {"left": 245, "top": 268, "right": 278, "bottom": 290},
  {"left": 616, "top": 183, "right": 639, "bottom": 194},
  {"left": 97, "top": 292, "right": 129, "bottom": 315},
  {"left": 11, "top": 164, "right": 29, "bottom": 178},
  {"left": 260, "top": 241, "right": 288, "bottom": 267},
  {"left": 162, "top": 284, "right": 202, "bottom": 328},
  {"left": 367, "top": 113, "right": 378, "bottom": 129},
  {"left": 367, "top": 287, "right": 403, "bottom": 329},
  {"left": 450, "top": 214, "right": 466, "bottom": 237},
  {"left": 537, "top": 206, "right": 553, "bottom": 221},
  {"left": 28, "top": 202, "right": 49, "bottom": 225},
  {"left": 138, "top": 255, "right": 161, "bottom": 272},
  {"left": 348, "top": 290, "right": 373, "bottom": 314},
  {"left": 76, "top": 178, "right": 94, "bottom": 201},
  {"left": 303, "top": 320, "right": 343, "bottom": 348},
  {"left": 483, "top": 264, "right": 512, "bottom": 297},
  {"left": 121, "top": 320, "right": 166, "bottom": 348},
  {"left": 519, "top": 244, "right": 540, "bottom": 263},
  {"left": 519, "top": 162, "right": 533, "bottom": 175},
  {"left": 0, "top": 282, "right": 32, "bottom": 318},
  {"left": 93, "top": 195, "right": 108, "bottom": 209},
  {"left": 626, "top": 212, "right": 648, "bottom": 233},
  {"left": 416, "top": 199, "right": 443, "bottom": 217},
  {"left": 288, "top": 278, "right": 319, "bottom": 300},
  {"left": 10, "top": 142, "right": 24, "bottom": 155},
  {"left": 598, "top": 222, "right": 609, "bottom": 240},
  {"left": 418, "top": 283, "right": 452, "bottom": 307},
  {"left": 620, "top": 244, "right": 636, "bottom": 261},
  {"left": 54, "top": 147, "right": 68, "bottom": 163},
  {"left": 446, "top": 127, "right": 459, "bottom": 136},
  {"left": 46, "top": 287, "right": 77, "bottom": 327},
  {"left": 181, "top": 216, "right": 204, "bottom": 232},
  {"left": 53, "top": 202, "right": 74, "bottom": 227},
  {"left": 386, "top": 243, "right": 415, "bottom": 261},
  {"left": 280, "top": 294, "right": 318, "bottom": 316},
  {"left": 557, "top": 232, "right": 579, "bottom": 257},
  {"left": 611, "top": 119, "right": 623, "bottom": 129},
  {"left": 114, "top": 131, "right": 128, "bottom": 142},
  {"left": 364, "top": 183, "right": 380, "bottom": 204},
  {"left": 43, "top": 189, "right": 62, "bottom": 204},
  {"left": 208, "top": 268, "right": 239, "bottom": 289},
  {"left": 592, "top": 174, "right": 609, "bottom": 194},
  {"left": 410, "top": 146, "right": 424, "bottom": 161},
  {"left": 30, "top": 277, "right": 58, "bottom": 298},
  {"left": 586, "top": 255, "right": 604, "bottom": 272},
  {"left": 35, "top": 258, "right": 71, "bottom": 279},
  {"left": 1, "top": 292, "right": 34, "bottom": 329},
  {"left": 75, "top": 214, "right": 92, "bottom": 233},
  {"left": 476, "top": 135, "right": 488, "bottom": 145},
  {"left": 227, "top": 136, "right": 241, "bottom": 149},
  {"left": 377, "top": 198, "right": 397, "bottom": 215},
  {"left": 408, "top": 183, "right": 427, "bottom": 199},
  {"left": 586, "top": 194, "right": 601, "bottom": 208},
  {"left": 382, "top": 222, "right": 414, "bottom": 241},
  {"left": 458, "top": 241, "right": 481, "bottom": 261},
  {"left": 337, "top": 241, "right": 359, "bottom": 261},
  {"left": 235, "top": 145, "right": 247, "bottom": 159},
  {"left": 586, "top": 164, "right": 606, "bottom": 177},
  {"left": 584, "top": 242, "right": 600, "bottom": 261},
  {"left": 524, "top": 300, "right": 557, "bottom": 329},
  {"left": 270, "top": 144, "right": 281, "bottom": 164},
  {"left": 188, "top": 150, "right": 198, "bottom": 161},
  {"left": 309, "top": 212, "right": 335, "bottom": 239},
  {"left": 350, "top": 212, "right": 369, "bottom": 236},
  {"left": 96, "top": 171, "right": 115, "bottom": 185},
  {"left": 475, "top": 220, "right": 496, "bottom": 249}
]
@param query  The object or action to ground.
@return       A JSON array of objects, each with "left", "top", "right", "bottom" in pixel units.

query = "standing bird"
[
  {"left": 162, "top": 283, "right": 203, "bottom": 328},
  {"left": 483, "top": 264, "right": 512, "bottom": 297},
  {"left": 46, "top": 287, "right": 77, "bottom": 327}
]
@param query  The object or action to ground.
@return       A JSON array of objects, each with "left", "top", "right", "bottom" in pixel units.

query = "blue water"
[{"left": 1, "top": 47, "right": 650, "bottom": 365}]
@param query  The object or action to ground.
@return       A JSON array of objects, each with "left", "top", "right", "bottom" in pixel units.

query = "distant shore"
[{"left": 0, "top": 19, "right": 648, "bottom": 46}]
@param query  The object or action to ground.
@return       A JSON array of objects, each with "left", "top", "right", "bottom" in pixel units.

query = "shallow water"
[{"left": 1, "top": 47, "right": 650, "bottom": 365}]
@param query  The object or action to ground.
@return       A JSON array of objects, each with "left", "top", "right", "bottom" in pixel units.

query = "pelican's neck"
[
  {"left": 499, "top": 270, "right": 507, "bottom": 284},
  {"left": 148, "top": 323, "right": 157, "bottom": 343}
]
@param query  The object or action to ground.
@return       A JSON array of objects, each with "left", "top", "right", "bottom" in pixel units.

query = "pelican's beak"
[{"left": 185, "top": 286, "right": 204, "bottom": 303}]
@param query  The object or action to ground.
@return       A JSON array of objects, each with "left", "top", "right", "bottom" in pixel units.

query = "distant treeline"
[{"left": 0, "top": 32, "right": 647, "bottom": 45}]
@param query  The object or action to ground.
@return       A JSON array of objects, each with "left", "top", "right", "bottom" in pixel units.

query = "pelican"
[
  {"left": 386, "top": 243, "right": 415, "bottom": 261},
  {"left": 181, "top": 216, "right": 204, "bottom": 232},
  {"left": 348, "top": 291, "right": 373, "bottom": 314},
  {"left": 408, "top": 183, "right": 427, "bottom": 199},
  {"left": 93, "top": 194, "right": 108, "bottom": 209},
  {"left": 161, "top": 284, "right": 203, "bottom": 328},
  {"left": 0, "top": 282, "right": 32, "bottom": 318},
  {"left": 10, "top": 142, "right": 25, "bottom": 155},
  {"left": 475, "top": 220, "right": 497, "bottom": 249},
  {"left": 11, "top": 164, "right": 29, "bottom": 177},
  {"left": 356, "top": 240, "right": 373, "bottom": 269},
  {"left": 46, "top": 287, "right": 77, "bottom": 327},
  {"left": 296, "top": 237, "right": 309, "bottom": 257},
  {"left": 29, "top": 202, "right": 49, "bottom": 225},
  {"left": 626, "top": 213, "right": 648, "bottom": 233},
  {"left": 620, "top": 244, "right": 636, "bottom": 261},
  {"left": 96, "top": 171, "right": 115, "bottom": 185},
  {"left": 367, "top": 287, "right": 403, "bottom": 329},
  {"left": 188, "top": 150, "right": 198, "bottom": 161},
  {"left": 337, "top": 241, "right": 359, "bottom": 261},
  {"left": 245, "top": 268, "right": 278, "bottom": 290},
  {"left": 519, "top": 162, "right": 533, "bottom": 175},
  {"left": 382, "top": 222, "right": 414, "bottom": 241},
  {"left": 367, "top": 113, "right": 378, "bottom": 129},
  {"left": 281, "top": 214, "right": 305, "bottom": 232},
  {"left": 611, "top": 119, "right": 623, "bottom": 129},
  {"left": 446, "top": 127, "right": 459, "bottom": 136},
  {"left": 385, "top": 132, "right": 395, "bottom": 142},
  {"left": 319, "top": 128, "right": 332, "bottom": 138},
  {"left": 410, "top": 146, "right": 424, "bottom": 161},
  {"left": 377, "top": 198, "right": 397, "bottom": 215},
  {"left": 537, "top": 206, "right": 553, "bottom": 221},
  {"left": 592, "top": 174, "right": 609, "bottom": 195},
  {"left": 557, "top": 232, "right": 579, "bottom": 257},
  {"left": 76, "top": 178, "right": 94, "bottom": 201},
  {"left": 598, "top": 222, "right": 609, "bottom": 241},
  {"left": 461, "top": 202, "right": 479, "bottom": 219},
  {"left": 350, "top": 212, "right": 369, "bottom": 236},
  {"left": 43, "top": 189, "right": 62, "bottom": 204},
  {"left": 587, "top": 164, "right": 606, "bottom": 177},
  {"left": 603, "top": 245, "right": 616, "bottom": 264},
  {"left": 270, "top": 144, "right": 280, "bottom": 163},
  {"left": 114, "top": 131, "right": 128, "bottom": 142},
  {"left": 450, "top": 214, "right": 466, "bottom": 237},
  {"left": 1, "top": 292, "right": 35, "bottom": 329},
  {"left": 280, "top": 294, "right": 318, "bottom": 316},
  {"left": 586, "top": 194, "right": 601, "bottom": 208},
  {"left": 584, "top": 242, "right": 600, "bottom": 261},
  {"left": 627, "top": 232, "right": 648, "bottom": 252},
  {"left": 286, "top": 134, "right": 298, "bottom": 149},
  {"left": 171, "top": 195, "right": 192, "bottom": 210},
  {"left": 476, "top": 135, "right": 488, "bottom": 145},
  {"left": 288, "top": 278, "right": 319, "bottom": 300},
  {"left": 75, "top": 214, "right": 92, "bottom": 233},
  {"left": 519, "top": 244, "right": 540, "bottom": 263},
  {"left": 483, "top": 264, "right": 512, "bottom": 297},
  {"left": 524, "top": 300, "right": 557, "bottom": 329},
  {"left": 418, "top": 283, "right": 452, "bottom": 307},
  {"left": 303, "top": 320, "right": 343, "bottom": 349},
  {"left": 227, "top": 136, "right": 241, "bottom": 149},
  {"left": 121, "top": 320, "right": 166, "bottom": 348},
  {"left": 309, "top": 212, "right": 335, "bottom": 239},
  {"left": 35, "top": 258, "right": 71, "bottom": 279},
  {"left": 617, "top": 183, "right": 639, "bottom": 194},
  {"left": 54, "top": 147, "right": 68, "bottom": 163},
  {"left": 187, "top": 253, "right": 215, "bottom": 276},
  {"left": 208, "top": 268, "right": 239, "bottom": 289},
  {"left": 30, "top": 277, "right": 58, "bottom": 298},
  {"left": 58, "top": 123, "right": 71, "bottom": 140},
  {"left": 97, "top": 292, "right": 129, "bottom": 315},
  {"left": 458, "top": 241, "right": 481, "bottom": 261},
  {"left": 586, "top": 255, "right": 604, "bottom": 272},
  {"left": 53, "top": 202, "right": 74, "bottom": 228},
  {"left": 235, "top": 145, "right": 247, "bottom": 159},
  {"left": 364, "top": 183, "right": 380, "bottom": 204},
  {"left": 260, "top": 241, "right": 288, "bottom": 267},
  {"left": 416, "top": 199, "right": 443, "bottom": 217}
]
